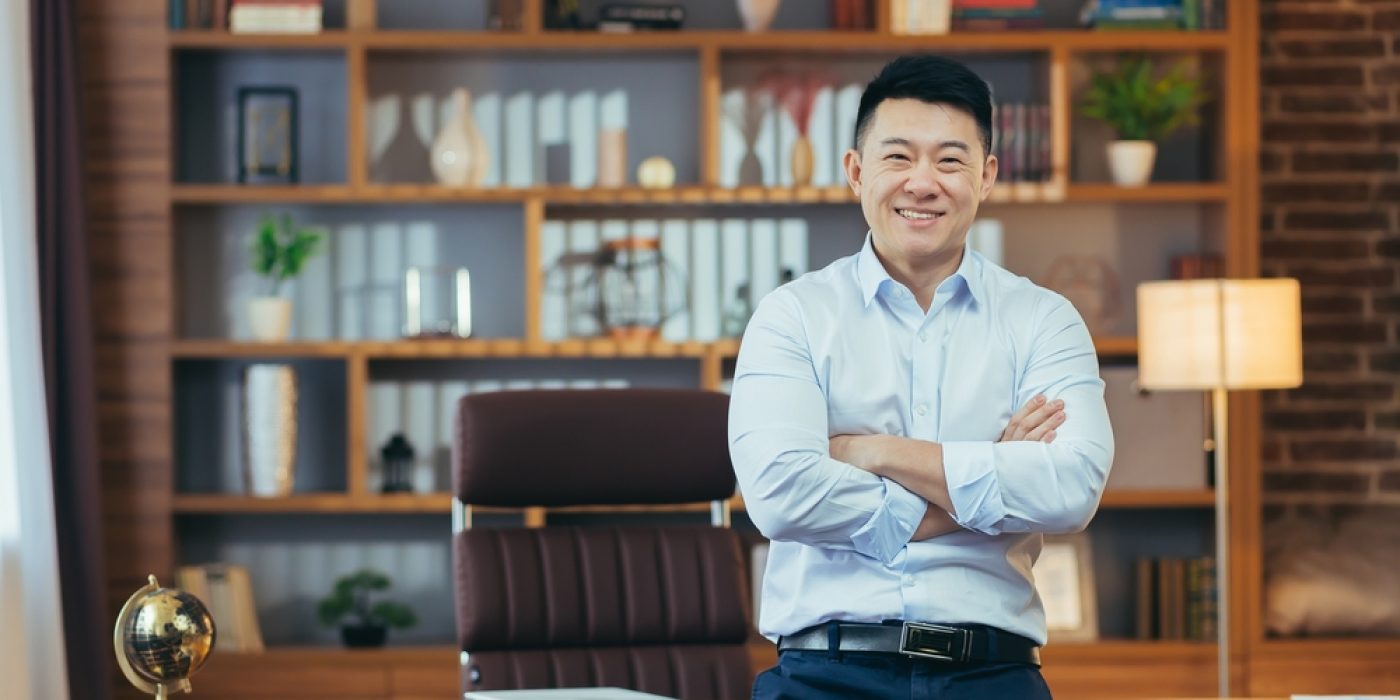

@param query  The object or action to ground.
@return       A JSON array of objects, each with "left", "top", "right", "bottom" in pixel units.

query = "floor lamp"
[{"left": 1136, "top": 279, "right": 1302, "bottom": 698}]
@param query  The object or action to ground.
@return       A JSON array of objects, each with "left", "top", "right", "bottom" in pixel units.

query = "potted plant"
[
  {"left": 317, "top": 569, "right": 417, "bottom": 648},
  {"left": 1078, "top": 54, "right": 1207, "bottom": 187},
  {"left": 248, "top": 213, "right": 323, "bottom": 342}
]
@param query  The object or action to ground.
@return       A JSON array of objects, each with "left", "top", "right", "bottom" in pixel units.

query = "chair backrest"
[{"left": 452, "top": 389, "right": 752, "bottom": 700}]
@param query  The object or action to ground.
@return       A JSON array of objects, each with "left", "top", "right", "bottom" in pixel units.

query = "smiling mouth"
[{"left": 896, "top": 208, "right": 944, "bottom": 221}]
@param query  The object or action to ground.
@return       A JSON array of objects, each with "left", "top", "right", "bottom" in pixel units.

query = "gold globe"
[{"left": 113, "top": 575, "right": 216, "bottom": 699}]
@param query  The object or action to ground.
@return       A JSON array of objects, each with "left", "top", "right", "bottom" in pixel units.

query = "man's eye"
[
  {"left": 886, "top": 154, "right": 908, "bottom": 161},
  {"left": 941, "top": 158, "right": 964, "bottom": 165}
]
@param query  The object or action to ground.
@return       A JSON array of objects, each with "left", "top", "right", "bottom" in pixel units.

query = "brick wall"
[{"left": 1259, "top": 0, "right": 1400, "bottom": 505}]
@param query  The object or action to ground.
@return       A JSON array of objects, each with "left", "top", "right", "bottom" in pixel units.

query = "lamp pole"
[{"left": 1213, "top": 386, "right": 1230, "bottom": 698}]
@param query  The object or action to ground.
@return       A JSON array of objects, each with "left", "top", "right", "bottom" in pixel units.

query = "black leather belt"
[{"left": 778, "top": 621, "right": 1041, "bottom": 667}]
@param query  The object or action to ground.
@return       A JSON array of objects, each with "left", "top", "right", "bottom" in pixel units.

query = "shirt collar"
[{"left": 855, "top": 232, "right": 984, "bottom": 308}]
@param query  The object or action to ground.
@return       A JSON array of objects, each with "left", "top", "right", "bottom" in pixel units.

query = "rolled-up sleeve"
[
  {"left": 943, "top": 295, "right": 1114, "bottom": 535},
  {"left": 729, "top": 290, "right": 925, "bottom": 564}
]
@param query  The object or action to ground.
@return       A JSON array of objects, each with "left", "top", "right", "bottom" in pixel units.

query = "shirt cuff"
[
  {"left": 849, "top": 478, "right": 924, "bottom": 564},
  {"left": 942, "top": 441, "right": 1006, "bottom": 535}
]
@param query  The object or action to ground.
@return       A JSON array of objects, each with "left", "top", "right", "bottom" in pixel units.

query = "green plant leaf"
[
  {"left": 1077, "top": 54, "right": 1206, "bottom": 142},
  {"left": 370, "top": 601, "right": 417, "bottom": 629}
]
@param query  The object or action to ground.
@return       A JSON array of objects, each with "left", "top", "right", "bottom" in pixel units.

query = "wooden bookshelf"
[{"left": 95, "top": 0, "right": 1290, "bottom": 696}]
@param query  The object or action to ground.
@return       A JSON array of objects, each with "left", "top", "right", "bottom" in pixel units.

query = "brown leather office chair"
[{"left": 452, "top": 389, "right": 752, "bottom": 699}]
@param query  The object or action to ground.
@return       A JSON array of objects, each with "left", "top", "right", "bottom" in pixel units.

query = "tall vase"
[
  {"left": 790, "top": 134, "right": 814, "bottom": 186},
  {"left": 737, "top": 0, "right": 781, "bottom": 32},
  {"left": 242, "top": 364, "right": 298, "bottom": 497},
  {"left": 431, "top": 88, "right": 489, "bottom": 187}
]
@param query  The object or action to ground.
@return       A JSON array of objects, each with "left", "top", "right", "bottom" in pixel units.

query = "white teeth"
[{"left": 898, "top": 209, "right": 937, "bottom": 220}]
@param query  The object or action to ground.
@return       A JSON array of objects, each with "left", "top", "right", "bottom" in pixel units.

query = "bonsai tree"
[
  {"left": 1078, "top": 54, "right": 1207, "bottom": 143},
  {"left": 249, "top": 213, "right": 323, "bottom": 298},
  {"left": 317, "top": 569, "right": 417, "bottom": 647}
]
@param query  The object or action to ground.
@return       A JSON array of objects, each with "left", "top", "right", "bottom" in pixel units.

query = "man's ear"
[
  {"left": 842, "top": 148, "right": 862, "bottom": 197},
  {"left": 979, "top": 153, "right": 999, "bottom": 202}
]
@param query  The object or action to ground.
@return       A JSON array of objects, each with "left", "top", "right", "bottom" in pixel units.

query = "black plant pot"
[{"left": 341, "top": 623, "right": 387, "bottom": 648}]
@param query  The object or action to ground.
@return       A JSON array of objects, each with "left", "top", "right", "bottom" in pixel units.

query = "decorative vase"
[
  {"left": 430, "top": 88, "right": 489, "bottom": 187},
  {"left": 790, "top": 134, "right": 814, "bottom": 186},
  {"left": 1106, "top": 140, "right": 1156, "bottom": 187},
  {"left": 340, "top": 623, "right": 387, "bottom": 648},
  {"left": 737, "top": 0, "right": 781, "bottom": 32},
  {"left": 597, "top": 127, "right": 628, "bottom": 187},
  {"left": 248, "top": 296, "right": 292, "bottom": 342},
  {"left": 242, "top": 364, "right": 298, "bottom": 497}
]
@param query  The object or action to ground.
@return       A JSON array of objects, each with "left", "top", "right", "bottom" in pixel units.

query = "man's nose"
[{"left": 903, "top": 162, "right": 941, "bottom": 197}]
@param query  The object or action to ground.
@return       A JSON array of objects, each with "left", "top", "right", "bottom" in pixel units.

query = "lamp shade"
[{"left": 1136, "top": 278, "right": 1303, "bottom": 391}]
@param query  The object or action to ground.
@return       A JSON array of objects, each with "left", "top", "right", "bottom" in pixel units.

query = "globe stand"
[{"left": 113, "top": 574, "right": 216, "bottom": 698}]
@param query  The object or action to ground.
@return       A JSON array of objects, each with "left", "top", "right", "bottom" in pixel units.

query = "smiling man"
[{"left": 729, "top": 55, "right": 1115, "bottom": 699}]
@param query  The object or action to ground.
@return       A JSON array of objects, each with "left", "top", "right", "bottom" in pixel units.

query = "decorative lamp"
[
  {"left": 380, "top": 433, "right": 416, "bottom": 494},
  {"left": 1136, "top": 278, "right": 1302, "bottom": 697}
]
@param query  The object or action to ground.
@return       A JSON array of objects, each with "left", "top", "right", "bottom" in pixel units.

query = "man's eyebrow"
[{"left": 877, "top": 137, "right": 971, "bottom": 153}]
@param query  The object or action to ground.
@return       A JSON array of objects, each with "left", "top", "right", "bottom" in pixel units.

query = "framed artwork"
[
  {"left": 1034, "top": 532, "right": 1099, "bottom": 643},
  {"left": 236, "top": 86, "right": 298, "bottom": 184}
]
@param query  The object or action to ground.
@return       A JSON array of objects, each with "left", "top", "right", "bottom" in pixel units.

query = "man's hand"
[
  {"left": 827, "top": 433, "right": 886, "bottom": 473},
  {"left": 1000, "top": 394, "right": 1065, "bottom": 444}
]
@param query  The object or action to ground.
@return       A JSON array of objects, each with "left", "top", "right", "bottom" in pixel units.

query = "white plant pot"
[
  {"left": 249, "top": 296, "right": 292, "bottom": 342},
  {"left": 737, "top": 0, "right": 781, "bottom": 32},
  {"left": 1107, "top": 140, "right": 1157, "bottom": 187}
]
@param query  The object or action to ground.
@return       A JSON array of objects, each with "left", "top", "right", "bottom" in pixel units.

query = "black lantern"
[{"left": 380, "top": 433, "right": 415, "bottom": 494}]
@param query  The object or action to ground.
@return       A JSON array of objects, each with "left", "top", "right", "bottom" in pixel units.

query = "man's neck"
[{"left": 873, "top": 244, "right": 965, "bottom": 313}]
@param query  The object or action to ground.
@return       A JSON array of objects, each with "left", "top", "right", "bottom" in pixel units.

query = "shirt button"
[
  {"left": 915, "top": 404, "right": 928, "bottom": 416},
  {"left": 903, "top": 575, "right": 916, "bottom": 587},
  {"left": 918, "top": 331, "right": 929, "bottom": 343}
]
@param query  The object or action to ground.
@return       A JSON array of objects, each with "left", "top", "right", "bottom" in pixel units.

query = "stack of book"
[
  {"left": 1085, "top": 0, "right": 1220, "bottom": 31},
  {"left": 177, "top": 563, "right": 266, "bottom": 652},
  {"left": 168, "top": 0, "right": 229, "bottom": 29},
  {"left": 993, "top": 102, "right": 1053, "bottom": 184},
  {"left": 952, "top": 0, "right": 1044, "bottom": 32},
  {"left": 228, "top": 0, "right": 322, "bottom": 34},
  {"left": 1135, "top": 555, "right": 1218, "bottom": 641}
]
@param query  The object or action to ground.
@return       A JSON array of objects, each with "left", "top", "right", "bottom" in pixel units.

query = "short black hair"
[{"left": 854, "top": 55, "right": 994, "bottom": 157}]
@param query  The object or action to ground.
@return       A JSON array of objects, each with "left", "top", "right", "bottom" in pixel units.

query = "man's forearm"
[
  {"left": 911, "top": 503, "right": 961, "bottom": 540},
  {"left": 869, "top": 435, "right": 955, "bottom": 514}
]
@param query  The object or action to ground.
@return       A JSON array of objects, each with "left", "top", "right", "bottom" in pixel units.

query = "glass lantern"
[{"left": 591, "top": 237, "right": 687, "bottom": 341}]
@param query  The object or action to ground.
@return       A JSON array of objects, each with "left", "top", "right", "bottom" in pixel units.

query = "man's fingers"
[
  {"left": 1003, "top": 395, "right": 1046, "bottom": 441},
  {"left": 1024, "top": 410, "right": 1066, "bottom": 442}
]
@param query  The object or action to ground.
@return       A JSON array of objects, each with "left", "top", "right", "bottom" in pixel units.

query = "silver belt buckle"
[{"left": 899, "top": 621, "right": 969, "bottom": 662}]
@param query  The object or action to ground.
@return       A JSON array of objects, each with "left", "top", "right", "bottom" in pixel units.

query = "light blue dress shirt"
[{"left": 729, "top": 235, "right": 1114, "bottom": 645}]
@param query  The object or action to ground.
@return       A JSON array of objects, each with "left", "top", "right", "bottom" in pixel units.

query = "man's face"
[{"left": 843, "top": 98, "right": 998, "bottom": 270}]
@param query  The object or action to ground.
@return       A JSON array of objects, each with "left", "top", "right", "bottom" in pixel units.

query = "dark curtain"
[{"left": 32, "top": 0, "right": 113, "bottom": 697}]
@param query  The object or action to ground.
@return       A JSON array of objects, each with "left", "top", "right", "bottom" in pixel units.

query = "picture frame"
[
  {"left": 1033, "top": 532, "right": 1099, "bottom": 643},
  {"left": 236, "top": 86, "right": 298, "bottom": 184}
]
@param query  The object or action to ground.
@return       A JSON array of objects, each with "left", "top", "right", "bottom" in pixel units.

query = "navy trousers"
[{"left": 752, "top": 649, "right": 1054, "bottom": 700}]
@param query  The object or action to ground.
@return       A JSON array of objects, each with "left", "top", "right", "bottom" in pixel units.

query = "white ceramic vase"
[
  {"left": 248, "top": 296, "right": 292, "bottom": 342},
  {"left": 1107, "top": 140, "right": 1156, "bottom": 187},
  {"left": 242, "top": 364, "right": 298, "bottom": 497},
  {"left": 431, "top": 88, "right": 489, "bottom": 187},
  {"left": 737, "top": 0, "right": 781, "bottom": 32}
]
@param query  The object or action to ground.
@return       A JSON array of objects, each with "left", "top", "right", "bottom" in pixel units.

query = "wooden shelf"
[
  {"left": 1100, "top": 489, "right": 1214, "bottom": 509},
  {"left": 175, "top": 490, "right": 1197, "bottom": 515},
  {"left": 1065, "top": 182, "right": 1230, "bottom": 203},
  {"left": 173, "top": 493, "right": 453, "bottom": 513},
  {"left": 172, "top": 182, "right": 1228, "bottom": 205},
  {"left": 172, "top": 336, "right": 1129, "bottom": 360},
  {"left": 168, "top": 29, "right": 1230, "bottom": 54},
  {"left": 168, "top": 29, "right": 351, "bottom": 49}
]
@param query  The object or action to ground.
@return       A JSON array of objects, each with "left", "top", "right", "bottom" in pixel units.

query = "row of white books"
[{"left": 229, "top": 1, "right": 322, "bottom": 34}]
